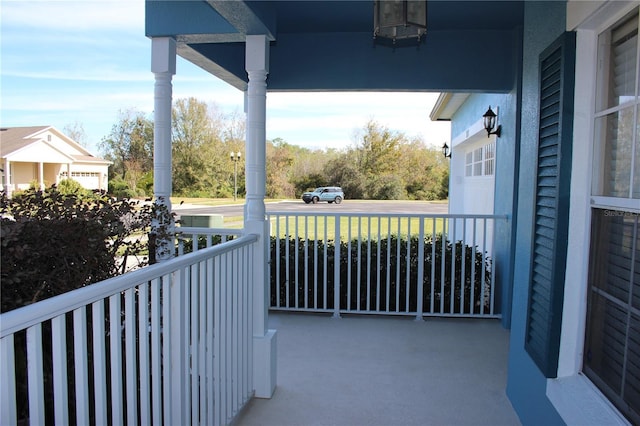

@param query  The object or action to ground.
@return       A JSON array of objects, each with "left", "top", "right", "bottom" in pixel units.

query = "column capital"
[
  {"left": 245, "top": 35, "right": 269, "bottom": 73},
  {"left": 151, "top": 37, "right": 176, "bottom": 74}
]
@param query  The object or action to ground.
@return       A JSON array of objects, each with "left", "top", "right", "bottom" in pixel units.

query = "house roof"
[
  {"left": 429, "top": 93, "right": 470, "bottom": 121},
  {"left": 0, "top": 126, "right": 110, "bottom": 164}
]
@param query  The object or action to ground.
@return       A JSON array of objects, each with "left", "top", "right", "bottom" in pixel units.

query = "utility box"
[{"left": 179, "top": 214, "right": 224, "bottom": 228}]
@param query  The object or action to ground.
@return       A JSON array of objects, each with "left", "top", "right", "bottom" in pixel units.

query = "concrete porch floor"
[{"left": 235, "top": 313, "right": 521, "bottom": 426}]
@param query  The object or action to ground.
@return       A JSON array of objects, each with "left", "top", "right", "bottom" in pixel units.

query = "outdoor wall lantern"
[
  {"left": 482, "top": 106, "right": 502, "bottom": 138},
  {"left": 373, "top": 0, "right": 427, "bottom": 47},
  {"left": 442, "top": 142, "right": 451, "bottom": 158}
]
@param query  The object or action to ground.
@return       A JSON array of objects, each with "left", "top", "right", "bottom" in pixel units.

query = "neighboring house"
[
  {"left": 0, "top": 126, "right": 111, "bottom": 196},
  {"left": 144, "top": 1, "right": 640, "bottom": 424}
]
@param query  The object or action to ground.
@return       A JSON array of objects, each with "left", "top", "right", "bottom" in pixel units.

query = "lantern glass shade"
[
  {"left": 442, "top": 142, "right": 450, "bottom": 158},
  {"left": 374, "top": 0, "right": 427, "bottom": 45},
  {"left": 483, "top": 107, "right": 497, "bottom": 133}
]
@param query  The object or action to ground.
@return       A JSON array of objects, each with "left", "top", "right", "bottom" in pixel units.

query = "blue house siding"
[
  {"left": 507, "top": 1, "right": 568, "bottom": 424},
  {"left": 449, "top": 91, "right": 520, "bottom": 329}
]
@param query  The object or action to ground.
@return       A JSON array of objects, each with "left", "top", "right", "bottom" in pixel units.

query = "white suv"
[{"left": 301, "top": 187, "right": 344, "bottom": 204}]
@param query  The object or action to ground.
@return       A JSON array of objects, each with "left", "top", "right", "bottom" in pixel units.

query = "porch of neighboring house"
[{"left": 236, "top": 312, "right": 519, "bottom": 426}]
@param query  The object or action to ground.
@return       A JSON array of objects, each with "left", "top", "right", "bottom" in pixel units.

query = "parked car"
[{"left": 302, "top": 186, "right": 344, "bottom": 204}]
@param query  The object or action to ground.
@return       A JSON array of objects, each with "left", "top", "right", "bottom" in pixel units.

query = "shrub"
[
  {"left": 270, "top": 234, "right": 491, "bottom": 315},
  {"left": 0, "top": 187, "right": 174, "bottom": 313}
]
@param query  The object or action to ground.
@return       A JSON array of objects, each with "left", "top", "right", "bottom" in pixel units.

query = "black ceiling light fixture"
[
  {"left": 374, "top": 0, "right": 427, "bottom": 47},
  {"left": 442, "top": 142, "right": 451, "bottom": 158},
  {"left": 482, "top": 106, "right": 502, "bottom": 138}
]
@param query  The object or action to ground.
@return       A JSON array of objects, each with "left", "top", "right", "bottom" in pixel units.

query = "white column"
[
  {"left": 151, "top": 37, "right": 176, "bottom": 262},
  {"left": 4, "top": 158, "right": 12, "bottom": 198},
  {"left": 38, "top": 162, "right": 44, "bottom": 190},
  {"left": 245, "top": 34, "right": 277, "bottom": 399}
]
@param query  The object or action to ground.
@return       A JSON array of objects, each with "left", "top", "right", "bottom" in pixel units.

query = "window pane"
[
  {"left": 474, "top": 147, "right": 482, "bottom": 162},
  {"left": 585, "top": 209, "right": 640, "bottom": 424},
  {"left": 593, "top": 109, "right": 635, "bottom": 197},
  {"left": 634, "top": 112, "right": 640, "bottom": 199},
  {"left": 596, "top": 11, "right": 638, "bottom": 110}
]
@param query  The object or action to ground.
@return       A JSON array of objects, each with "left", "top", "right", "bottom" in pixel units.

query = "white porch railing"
[
  {"left": 176, "top": 226, "right": 242, "bottom": 255},
  {"left": 0, "top": 233, "right": 258, "bottom": 426},
  {"left": 267, "top": 212, "right": 507, "bottom": 319}
]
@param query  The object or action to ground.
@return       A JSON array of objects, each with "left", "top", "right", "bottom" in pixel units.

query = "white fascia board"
[{"left": 7, "top": 140, "right": 75, "bottom": 163}]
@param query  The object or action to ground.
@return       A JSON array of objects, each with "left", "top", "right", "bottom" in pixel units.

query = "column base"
[{"left": 253, "top": 329, "right": 277, "bottom": 398}]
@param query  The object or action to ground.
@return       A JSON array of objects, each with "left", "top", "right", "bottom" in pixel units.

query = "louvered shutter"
[{"left": 524, "top": 32, "right": 576, "bottom": 378}]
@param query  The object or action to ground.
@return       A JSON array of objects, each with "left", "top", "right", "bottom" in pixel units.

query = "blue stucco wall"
[
  {"left": 450, "top": 91, "right": 519, "bottom": 329},
  {"left": 506, "top": 2, "right": 567, "bottom": 425}
]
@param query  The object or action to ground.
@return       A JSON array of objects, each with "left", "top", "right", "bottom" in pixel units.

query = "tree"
[
  {"left": 172, "top": 98, "right": 226, "bottom": 196},
  {"left": 266, "top": 138, "right": 295, "bottom": 198},
  {"left": 99, "top": 109, "right": 153, "bottom": 196},
  {"left": 63, "top": 121, "right": 89, "bottom": 147}
]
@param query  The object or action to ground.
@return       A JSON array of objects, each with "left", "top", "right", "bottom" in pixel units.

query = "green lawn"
[{"left": 269, "top": 215, "right": 446, "bottom": 241}]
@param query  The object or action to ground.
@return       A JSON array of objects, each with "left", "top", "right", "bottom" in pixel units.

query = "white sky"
[{"left": 0, "top": 0, "right": 451, "bottom": 153}]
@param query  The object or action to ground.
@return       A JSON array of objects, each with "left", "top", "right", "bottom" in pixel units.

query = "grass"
[{"left": 269, "top": 215, "right": 446, "bottom": 241}]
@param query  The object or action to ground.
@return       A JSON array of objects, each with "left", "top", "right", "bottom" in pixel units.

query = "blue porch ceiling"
[{"left": 146, "top": 0, "right": 524, "bottom": 92}]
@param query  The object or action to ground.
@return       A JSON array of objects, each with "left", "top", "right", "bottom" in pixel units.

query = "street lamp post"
[{"left": 230, "top": 151, "right": 241, "bottom": 201}]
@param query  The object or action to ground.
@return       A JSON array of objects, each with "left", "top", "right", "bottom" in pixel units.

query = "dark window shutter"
[{"left": 525, "top": 32, "right": 576, "bottom": 378}]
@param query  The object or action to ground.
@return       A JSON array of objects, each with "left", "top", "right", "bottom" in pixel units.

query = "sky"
[{"left": 1, "top": 0, "right": 451, "bottom": 155}]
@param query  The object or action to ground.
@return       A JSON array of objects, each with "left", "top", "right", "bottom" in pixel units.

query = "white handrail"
[{"left": 0, "top": 233, "right": 258, "bottom": 337}]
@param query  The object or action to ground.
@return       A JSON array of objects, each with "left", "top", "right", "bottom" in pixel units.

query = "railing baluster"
[
  {"left": 92, "top": 300, "right": 108, "bottom": 425},
  {"left": 190, "top": 263, "right": 199, "bottom": 425},
  {"left": 323, "top": 216, "right": 328, "bottom": 309},
  {"left": 125, "top": 288, "right": 138, "bottom": 425},
  {"left": 471, "top": 219, "right": 477, "bottom": 315},
  {"left": 314, "top": 216, "right": 319, "bottom": 309},
  {"left": 109, "top": 293, "right": 124, "bottom": 425},
  {"left": 0, "top": 335, "right": 17, "bottom": 425},
  {"left": 206, "top": 258, "right": 215, "bottom": 426},
  {"left": 73, "top": 307, "right": 90, "bottom": 424},
  {"left": 396, "top": 217, "right": 402, "bottom": 313},
  {"left": 347, "top": 217, "right": 352, "bottom": 312},
  {"left": 386, "top": 218, "right": 391, "bottom": 313},
  {"left": 295, "top": 215, "right": 300, "bottom": 309},
  {"left": 416, "top": 219, "right": 424, "bottom": 320},
  {"left": 357, "top": 217, "right": 362, "bottom": 311},
  {"left": 151, "top": 278, "right": 162, "bottom": 425},
  {"left": 333, "top": 214, "right": 341, "bottom": 318},
  {"left": 367, "top": 218, "right": 371, "bottom": 312},
  {"left": 214, "top": 256, "right": 222, "bottom": 426},
  {"left": 461, "top": 219, "right": 467, "bottom": 314},
  {"left": 376, "top": 216, "right": 381, "bottom": 312},
  {"left": 51, "top": 315, "right": 69, "bottom": 425},
  {"left": 304, "top": 216, "right": 309, "bottom": 309},
  {"left": 276, "top": 214, "right": 281, "bottom": 308},
  {"left": 27, "top": 324, "right": 45, "bottom": 426},
  {"left": 138, "top": 282, "right": 151, "bottom": 426},
  {"left": 199, "top": 260, "right": 207, "bottom": 424},
  {"left": 406, "top": 218, "right": 412, "bottom": 314}
]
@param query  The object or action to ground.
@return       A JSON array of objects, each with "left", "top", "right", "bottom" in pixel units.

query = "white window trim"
[{"left": 547, "top": 2, "right": 638, "bottom": 425}]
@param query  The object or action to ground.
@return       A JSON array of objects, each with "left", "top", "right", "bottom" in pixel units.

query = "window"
[
  {"left": 464, "top": 143, "right": 495, "bottom": 177},
  {"left": 584, "top": 9, "right": 640, "bottom": 424}
]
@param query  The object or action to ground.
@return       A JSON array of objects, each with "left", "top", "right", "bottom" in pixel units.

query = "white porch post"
[
  {"left": 245, "top": 34, "right": 277, "bottom": 399},
  {"left": 151, "top": 37, "right": 176, "bottom": 262},
  {"left": 4, "top": 159, "right": 12, "bottom": 198},
  {"left": 38, "top": 162, "right": 44, "bottom": 190}
]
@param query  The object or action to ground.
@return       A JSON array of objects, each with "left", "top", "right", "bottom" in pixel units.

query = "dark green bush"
[
  {"left": 0, "top": 187, "right": 173, "bottom": 313},
  {"left": 270, "top": 234, "right": 491, "bottom": 315}
]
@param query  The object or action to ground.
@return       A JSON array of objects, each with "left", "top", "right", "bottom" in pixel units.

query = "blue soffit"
[{"left": 145, "top": 1, "right": 525, "bottom": 92}]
